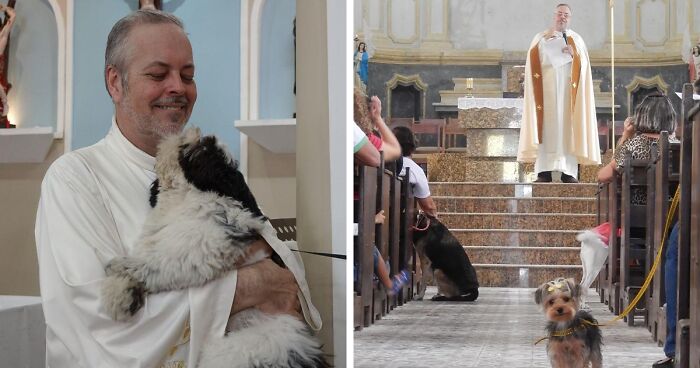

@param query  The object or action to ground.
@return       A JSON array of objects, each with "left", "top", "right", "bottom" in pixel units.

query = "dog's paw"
[
  {"left": 101, "top": 274, "right": 146, "bottom": 321},
  {"left": 105, "top": 256, "right": 141, "bottom": 277}
]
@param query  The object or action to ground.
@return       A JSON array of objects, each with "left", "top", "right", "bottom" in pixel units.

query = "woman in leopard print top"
[{"left": 597, "top": 94, "right": 677, "bottom": 205}]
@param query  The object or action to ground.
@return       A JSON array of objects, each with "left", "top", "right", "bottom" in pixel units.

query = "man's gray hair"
[
  {"left": 104, "top": 9, "right": 185, "bottom": 96},
  {"left": 556, "top": 3, "right": 572, "bottom": 13},
  {"left": 633, "top": 94, "right": 677, "bottom": 134}
]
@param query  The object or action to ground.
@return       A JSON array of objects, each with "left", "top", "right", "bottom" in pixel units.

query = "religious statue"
[
  {"left": 692, "top": 39, "right": 700, "bottom": 84},
  {"left": 354, "top": 41, "right": 369, "bottom": 87},
  {"left": 0, "top": 3, "right": 15, "bottom": 128}
]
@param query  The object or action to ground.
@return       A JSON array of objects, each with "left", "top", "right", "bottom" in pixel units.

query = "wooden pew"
[
  {"left": 373, "top": 160, "right": 391, "bottom": 321},
  {"left": 387, "top": 167, "right": 402, "bottom": 311},
  {"left": 650, "top": 132, "right": 680, "bottom": 345},
  {"left": 596, "top": 183, "right": 610, "bottom": 304},
  {"left": 398, "top": 168, "right": 416, "bottom": 305},
  {"left": 606, "top": 174, "right": 621, "bottom": 314},
  {"left": 688, "top": 102, "right": 700, "bottom": 368},
  {"left": 646, "top": 150, "right": 659, "bottom": 334},
  {"left": 620, "top": 157, "right": 650, "bottom": 326},
  {"left": 354, "top": 164, "right": 377, "bottom": 330},
  {"left": 413, "top": 119, "right": 445, "bottom": 154},
  {"left": 675, "top": 83, "right": 695, "bottom": 368}
]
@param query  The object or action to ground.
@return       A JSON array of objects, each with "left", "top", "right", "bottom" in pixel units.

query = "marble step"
[
  {"left": 427, "top": 153, "right": 602, "bottom": 183},
  {"left": 430, "top": 182, "right": 599, "bottom": 198},
  {"left": 465, "top": 246, "right": 581, "bottom": 266},
  {"left": 428, "top": 155, "right": 522, "bottom": 182},
  {"left": 434, "top": 196, "right": 596, "bottom": 214},
  {"left": 439, "top": 212, "right": 597, "bottom": 230},
  {"left": 452, "top": 229, "right": 583, "bottom": 247},
  {"left": 474, "top": 264, "right": 583, "bottom": 288}
]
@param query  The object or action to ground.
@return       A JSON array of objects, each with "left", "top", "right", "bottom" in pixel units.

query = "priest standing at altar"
[{"left": 517, "top": 3, "right": 601, "bottom": 183}]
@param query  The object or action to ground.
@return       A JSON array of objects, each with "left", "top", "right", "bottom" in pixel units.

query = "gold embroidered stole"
[
  {"left": 528, "top": 34, "right": 581, "bottom": 143},
  {"left": 159, "top": 319, "right": 191, "bottom": 368}
]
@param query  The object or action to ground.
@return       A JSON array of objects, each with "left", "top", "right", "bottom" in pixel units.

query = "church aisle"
[{"left": 354, "top": 287, "right": 661, "bottom": 367}]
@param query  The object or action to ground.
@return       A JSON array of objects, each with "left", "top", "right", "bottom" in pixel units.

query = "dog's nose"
[{"left": 556, "top": 307, "right": 563, "bottom": 314}]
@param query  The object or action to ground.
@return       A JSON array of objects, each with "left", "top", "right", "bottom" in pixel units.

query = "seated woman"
[
  {"left": 597, "top": 93, "right": 677, "bottom": 205},
  {"left": 392, "top": 126, "right": 437, "bottom": 217},
  {"left": 353, "top": 87, "right": 402, "bottom": 161}
]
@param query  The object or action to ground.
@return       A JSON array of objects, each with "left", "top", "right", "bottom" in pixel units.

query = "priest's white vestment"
[
  {"left": 517, "top": 29, "right": 601, "bottom": 177},
  {"left": 35, "top": 120, "right": 321, "bottom": 368}
]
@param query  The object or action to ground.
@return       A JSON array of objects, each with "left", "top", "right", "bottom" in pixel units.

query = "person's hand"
[
  {"left": 233, "top": 258, "right": 302, "bottom": 320},
  {"left": 254, "top": 261, "right": 302, "bottom": 319},
  {"left": 374, "top": 210, "right": 385, "bottom": 225},
  {"left": 369, "top": 96, "right": 382, "bottom": 123},
  {"left": 562, "top": 45, "right": 573, "bottom": 56},
  {"left": 2, "top": 6, "right": 13, "bottom": 18}
]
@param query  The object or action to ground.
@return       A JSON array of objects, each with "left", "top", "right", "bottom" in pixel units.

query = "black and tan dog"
[
  {"left": 412, "top": 213, "right": 479, "bottom": 301},
  {"left": 535, "top": 277, "right": 603, "bottom": 368}
]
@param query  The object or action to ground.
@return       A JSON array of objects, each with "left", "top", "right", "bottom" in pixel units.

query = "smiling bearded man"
[{"left": 35, "top": 9, "right": 319, "bottom": 368}]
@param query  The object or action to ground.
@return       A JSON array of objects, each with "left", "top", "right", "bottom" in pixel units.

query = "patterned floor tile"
[{"left": 354, "top": 287, "right": 663, "bottom": 367}]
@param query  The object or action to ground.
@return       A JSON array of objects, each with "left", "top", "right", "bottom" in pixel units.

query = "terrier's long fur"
[
  {"left": 100, "top": 127, "right": 328, "bottom": 368},
  {"left": 412, "top": 213, "right": 479, "bottom": 301},
  {"left": 535, "top": 277, "right": 603, "bottom": 368}
]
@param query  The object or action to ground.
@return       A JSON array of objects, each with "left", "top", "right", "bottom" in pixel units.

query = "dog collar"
[
  {"left": 412, "top": 217, "right": 430, "bottom": 231},
  {"left": 534, "top": 319, "right": 597, "bottom": 345}
]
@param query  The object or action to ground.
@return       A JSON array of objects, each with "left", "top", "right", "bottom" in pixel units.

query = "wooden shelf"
[
  {"left": 0, "top": 127, "right": 54, "bottom": 163},
  {"left": 235, "top": 119, "right": 296, "bottom": 154}
]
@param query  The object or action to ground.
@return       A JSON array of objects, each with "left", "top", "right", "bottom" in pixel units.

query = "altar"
[
  {"left": 426, "top": 97, "right": 602, "bottom": 183},
  {"left": 427, "top": 97, "right": 526, "bottom": 183},
  {"left": 0, "top": 296, "right": 45, "bottom": 368}
]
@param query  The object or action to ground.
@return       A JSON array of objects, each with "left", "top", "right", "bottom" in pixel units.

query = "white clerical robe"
[
  {"left": 517, "top": 29, "right": 601, "bottom": 176},
  {"left": 35, "top": 120, "right": 321, "bottom": 368}
]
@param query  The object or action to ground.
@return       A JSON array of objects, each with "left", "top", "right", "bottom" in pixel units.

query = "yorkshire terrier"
[{"left": 535, "top": 278, "right": 603, "bottom": 368}]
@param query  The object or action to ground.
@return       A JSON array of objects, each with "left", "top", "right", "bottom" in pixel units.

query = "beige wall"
[
  {"left": 296, "top": 0, "right": 347, "bottom": 365},
  {"left": 246, "top": 140, "right": 296, "bottom": 219},
  {"left": 0, "top": 140, "right": 64, "bottom": 295}
]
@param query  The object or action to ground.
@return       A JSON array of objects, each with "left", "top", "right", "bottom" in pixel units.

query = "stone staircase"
[
  {"left": 431, "top": 182, "right": 598, "bottom": 287},
  {"left": 424, "top": 97, "right": 604, "bottom": 287}
]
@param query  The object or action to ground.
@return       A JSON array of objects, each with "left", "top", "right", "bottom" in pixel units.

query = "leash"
[
  {"left": 290, "top": 249, "right": 346, "bottom": 260},
  {"left": 534, "top": 186, "right": 680, "bottom": 345}
]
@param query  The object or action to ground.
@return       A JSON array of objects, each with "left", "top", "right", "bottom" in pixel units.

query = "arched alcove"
[
  {"left": 385, "top": 73, "right": 427, "bottom": 120},
  {"left": 0, "top": 0, "right": 66, "bottom": 163}
]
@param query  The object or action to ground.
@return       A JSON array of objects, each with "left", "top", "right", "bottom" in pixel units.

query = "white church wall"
[{"left": 357, "top": 0, "right": 698, "bottom": 64}]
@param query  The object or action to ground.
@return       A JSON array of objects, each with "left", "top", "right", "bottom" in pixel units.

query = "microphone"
[{"left": 563, "top": 31, "right": 568, "bottom": 45}]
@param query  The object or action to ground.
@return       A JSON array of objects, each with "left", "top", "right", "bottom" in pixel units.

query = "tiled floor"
[{"left": 354, "top": 287, "right": 663, "bottom": 367}]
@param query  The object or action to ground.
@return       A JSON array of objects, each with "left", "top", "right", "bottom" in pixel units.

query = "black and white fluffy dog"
[
  {"left": 412, "top": 213, "right": 479, "bottom": 301},
  {"left": 100, "top": 127, "right": 328, "bottom": 368}
]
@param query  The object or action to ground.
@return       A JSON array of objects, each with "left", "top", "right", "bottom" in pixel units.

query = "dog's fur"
[
  {"left": 534, "top": 277, "right": 603, "bottom": 368},
  {"left": 412, "top": 213, "right": 479, "bottom": 301},
  {"left": 100, "top": 127, "right": 328, "bottom": 368}
]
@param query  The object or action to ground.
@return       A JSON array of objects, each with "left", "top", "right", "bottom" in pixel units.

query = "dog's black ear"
[
  {"left": 149, "top": 179, "right": 160, "bottom": 208},
  {"left": 178, "top": 135, "right": 266, "bottom": 219},
  {"left": 534, "top": 285, "right": 544, "bottom": 305}
]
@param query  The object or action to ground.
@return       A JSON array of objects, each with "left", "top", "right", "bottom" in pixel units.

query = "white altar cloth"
[
  {"left": 0, "top": 296, "right": 45, "bottom": 368},
  {"left": 457, "top": 97, "right": 524, "bottom": 111}
]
